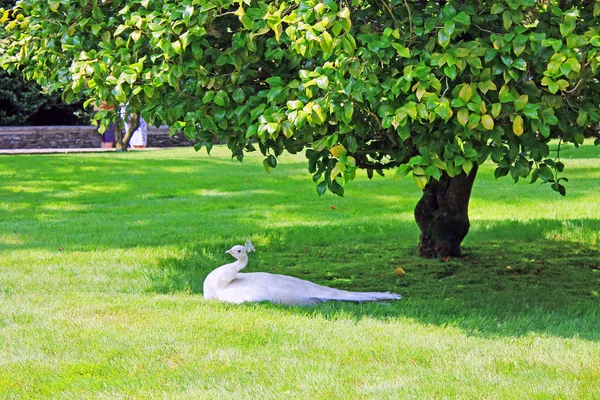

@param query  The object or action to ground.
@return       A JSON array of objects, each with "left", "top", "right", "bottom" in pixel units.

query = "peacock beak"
[{"left": 225, "top": 249, "right": 232, "bottom": 255}]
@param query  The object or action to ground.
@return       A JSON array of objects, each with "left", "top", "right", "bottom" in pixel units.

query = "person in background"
[
  {"left": 99, "top": 102, "right": 115, "bottom": 148},
  {"left": 128, "top": 116, "right": 148, "bottom": 148},
  {"left": 120, "top": 104, "right": 148, "bottom": 149}
]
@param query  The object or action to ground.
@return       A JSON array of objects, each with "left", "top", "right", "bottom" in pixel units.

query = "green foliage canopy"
[{"left": 2, "top": 0, "right": 599, "bottom": 195}]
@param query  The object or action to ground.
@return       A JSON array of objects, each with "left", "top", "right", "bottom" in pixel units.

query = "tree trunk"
[
  {"left": 115, "top": 113, "right": 139, "bottom": 152},
  {"left": 414, "top": 164, "right": 478, "bottom": 258},
  {"left": 115, "top": 116, "right": 126, "bottom": 152}
]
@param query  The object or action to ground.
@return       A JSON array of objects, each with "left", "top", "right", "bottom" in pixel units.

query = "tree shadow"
[
  {"left": 146, "top": 219, "right": 600, "bottom": 342},
  {"left": 2, "top": 149, "right": 599, "bottom": 341}
]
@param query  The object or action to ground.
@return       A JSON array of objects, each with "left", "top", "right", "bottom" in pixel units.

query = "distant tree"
[
  {"left": 0, "top": 0, "right": 87, "bottom": 126},
  {"left": 0, "top": 69, "right": 89, "bottom": 126},
  {"left": 2, "top": 0, "right": 599, "bottom": 257}
]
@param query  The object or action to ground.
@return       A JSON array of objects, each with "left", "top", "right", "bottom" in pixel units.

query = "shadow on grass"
[
  {"left": 146, "top": 219, "right": 600, "bottom": 342},
  {"left": 1, "top": 150, "right": 598, "bottom": 341}
]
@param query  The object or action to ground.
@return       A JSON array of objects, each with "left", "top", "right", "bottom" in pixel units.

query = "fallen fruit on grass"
[{"left": 394, "top": 267, "right": 406, "bottom": 275}]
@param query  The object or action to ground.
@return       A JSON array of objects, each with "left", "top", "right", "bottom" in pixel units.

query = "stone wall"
[
  {"left": 0, "top": 125, "right": 194, "bottom": 149},
  {"left": 146, "top": 126, "right": 195, "bottom": 148}
]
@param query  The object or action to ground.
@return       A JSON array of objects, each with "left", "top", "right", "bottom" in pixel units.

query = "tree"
[
  {"left": 0, "top": 0, "right": 88, "bottom": 126},
  {"left": 0, "top": 68, "right": 90, "bottom": 126},
  {"left": 2, "top": 0, "right": 599, "bottom": 257}
]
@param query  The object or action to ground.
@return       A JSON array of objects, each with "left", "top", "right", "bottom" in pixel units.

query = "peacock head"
[{"left": 225, "top": 240, "right": 255, "bottom": 260}]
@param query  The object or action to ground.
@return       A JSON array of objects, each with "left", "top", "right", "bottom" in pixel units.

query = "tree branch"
[
  {"left": 351, "top": 98, "right": 383, "bottom": 130},
  {"left": 122, "top": 113, "right": 140, "bottom": 149},
  {"left": 402, "top": 0, "right": 414, "bottom": 47},
  {"left": 378, "top": 0, "right": 400, "bottom": 31},
  {"left": 473, "top": 24, "right": 500, "bottom": 35}
]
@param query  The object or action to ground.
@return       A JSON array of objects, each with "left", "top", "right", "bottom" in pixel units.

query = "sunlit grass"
[{"left": 0, "top": 142, "right": 599, "bottom": 398}]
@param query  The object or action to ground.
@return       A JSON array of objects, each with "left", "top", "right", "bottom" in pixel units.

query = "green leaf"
[
  {"left": 424, "top": 165, "right": 442, "bottom": 181},
  {"left": 491, "top": 103, "right": 502, "bottom": 118},
  {"left": 394, "top": 164, "right": 411, "bottom": 180},
  {"left": 538, "top": 165, "right": 554, "bottom": 182},
  {"left": 214, "top": 90, "right": 229, "bottom": 107},
  {"left": 324, "top": 0, "right": 339, "bottom": 12},
  {"left": 266, "top": 155, "right": 277, "bottom": 168},
  {"left": 316, "top": 75, "right": 329, "bottom": 90},
  {"left": 513, "top": 115, "right": 524, "bottom": 136},
  {"left": 560, "top": 16, "right": 576, "bottom": 37},
  {"left": 459, "top": 84, "right": 473, "bottom": 103},
  {"left": 344, "top": 135, "right": 358, "bottom": 153},
  {"left": 287, "top": 100, "right": 303, "bottom": 110},
  {"left": 485, "top": 49, "right": 498, "bottom": 63},
  {"left": 576, "top": 110, "right": 588, "bottom": 127},
  {"left": 329, "top": 179, "right": 345, "bottom": 197},
  {"left": 494, "top": 167, "right": 509, "bottom": 179},
  {"left": 200, "top": 3, "right": 217, "bottom": 12},
  {"left": 556, "top": 79, "right": 569, "bottom": 91},
  {"left": 464, "top": 148, "right": 479, "bottom": 160},
  {"left": 491, "top": 4, "right": 505, "bottom": 14},
  {"left": 316, "top": 181, "right": 327, "bottom": 196},
  {"left": 513, "top": 42, "right": 526, "bottom": 56},
  {"left": 443, "top": 65, "right": 458, "bottom": 80},
  {"left": 183, "top": 5, "right": 194, "bottom": 23},
  {"left": 499, "top": 85, "right": 515, "bottom": 103},
  {"left": 512, "top": 59, "right": 527, "bottom": 71},
  {"left": 112, "top": 85, "right": 127, "bottom": 103},
  {"left": 143, "top": 85, "right": 155, "bottom": 98},
  {"left": 522, "top": 103, "right": 539, "bottom": 119},
  {"left": 330, "top": 145, "right": 347, "bottom": 158},
  {"left": 481, "top": 114, "right": 494, "bottom": 130},
  {"left": 319, "top": 31, "right": 334, "bottom": 54},
  {"left": 466, "top": 56, "right": 482, "bottom": 69},
  {"left": 457, "top": 108, "right": 469, "bottom": 126},
  {"left": 454, "top": 12, "right": 470, "bottom": 26},
  {"left": 266, "top": 123, "right": 278, "bottom": 135},
  {"left": 502, "top": 11, "right": 512, "bottom": 30},
  {"left": 566, "top": 58, "right": 581, "bottom": 74},
  {"left": 202, "top": 91, "right": 215, "bottom": 104},
  {"left": 468, "top": 113, "right": 481, "bottom": 129},
  {"left": 266, "top": 76, "right": 284, "bottom": 87},
  {"left": 514, "top": 94, "right": 528, "bottom": 111},
  {"left": 551, "top": 183, "right": 566, "bottom": 196},
  {"left": 478, "top": 81, "right": 497, "bottom": 94},
  {"left": 433, "top": 158, "right": 447, "bottom": 170},
  {"left": 339, "top": 35, "right": 354, "bottom": 55},
  {"left": 412, "top": 172, "right": 428, "bottom": 189},
  {"left": 49, "top": 1, "right": 60, "bottom": 12},
  {"left": 281, "top": 121, "right": 293, "bottom": 138},
  {"left": 232, "top": 88, "right": 246, "bottom": 103},
  {"left": 462, "top": 160, "right": 473, "bottom": 175},
  {"left": 454, "top": 156, "right": 466, "bottom": 167},
  {"left": 392, "top": 43, "right": 411, "bottom": 58},
  {"left": 409, "top": 156, "right": 423, "bottom": 166},
  {"left": 343, "top": 102, "right": 354, "bottom": 121},
  {"left": 240, "top": 15, "right": 253, "bottom": 30},
  {"left": 434, "top": 100, "right": 453, "bottom": 121},
  {"left": 438, "top": 30, "right": 450, "bottom": 49}
]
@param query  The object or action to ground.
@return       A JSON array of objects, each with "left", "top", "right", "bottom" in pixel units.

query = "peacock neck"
[
  {"left": 230, "top": 256, "right": 248, "bottom": 272},
  {"left": 210, "top": 256, "right": 247, "bottom": 288}
]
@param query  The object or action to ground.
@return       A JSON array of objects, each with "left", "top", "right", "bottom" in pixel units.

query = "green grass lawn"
[{"left": 0, "top": 142, "right": 599, "bottom": 399}]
